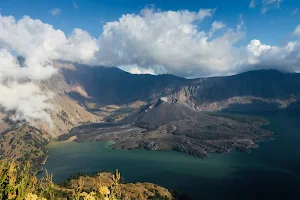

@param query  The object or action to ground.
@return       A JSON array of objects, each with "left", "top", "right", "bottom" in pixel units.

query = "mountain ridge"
[
  {"left": 57, "top": 62, "right": 300, "bottom": 112},
  {"left": 1, "top": 60, "right": 299, "bottom": 171}
]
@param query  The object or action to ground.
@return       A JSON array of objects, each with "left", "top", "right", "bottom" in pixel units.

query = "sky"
[
  {"left": 0, "top": 0, "right": 300, "bottom": 123},
  {"left": 0, "top": 0, "right": 299, "bottom": 45},
  {"left": 1, "top": 0, "right": 300, "bottom": 76}
]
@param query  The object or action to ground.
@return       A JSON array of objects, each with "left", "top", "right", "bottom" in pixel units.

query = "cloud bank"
[
  {"left": 94, "top": 8, "right": 300, "bottom": 77},
  {"left": 1, "top": 8, "right": 300, "bottom": 124},
  {"left": 0, "top": 14, "right": 97, "bottom": 124},
  {"left": 95, "top": 8, "right": 246, "bottom": 77}
]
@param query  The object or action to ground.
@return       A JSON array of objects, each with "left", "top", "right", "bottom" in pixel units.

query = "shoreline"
[
  {"left": 46, "top": 135, "right": 78, "bottom": 148},
  {"left": 38, "top": 136, "right": 78, "bottom": 174}
]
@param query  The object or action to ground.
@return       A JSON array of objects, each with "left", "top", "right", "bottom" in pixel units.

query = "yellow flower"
[
  {"left": 80, "top": 192, "right": 96, "bottom": 200},
  {"left": 84, "top": 195, "right": 95, "bottom": 200},
  {"left": 25, "top": 193, "right": 39, "bottom": 200},
  {"left": 24, "top": 193, "right": 47, "bottom": 200},
  {"left": 99, "top": 186, "right": 110, "bottom": 195}
]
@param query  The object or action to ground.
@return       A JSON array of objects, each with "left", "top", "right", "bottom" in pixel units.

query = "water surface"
[{"left": 43, "top": 111, "right": 300, "bottom": 199}]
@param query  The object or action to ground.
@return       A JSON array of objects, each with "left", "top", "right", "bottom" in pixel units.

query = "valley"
[
  {"left": 1, "top": 62, "right": 300, "bottom": 168},
  {"left": 1, "top": 61, "right": 300, "bottom": 199},
  {"left": 44, "top": 110, "right": 300, "bottom": 200},
  {"left": 2, "top": 2, "right": 300, "bottom": 199},
  {"left": 59, "top": 99, "right": 272, "bottom": 158}
]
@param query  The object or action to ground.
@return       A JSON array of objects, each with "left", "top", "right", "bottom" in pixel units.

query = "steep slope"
[
  {"left": 124, "top": 98, "right": 202, "bottom": 129},
  {"left": 171, "top": 70, "right": 300, "bottom": 111},
  {"left": 60, "top": 62, "right": 189, "bottom": 105},
  {"left": 33, "top": 61, "right": 101, "bottom": 137},
  {"left": 33, "top": 95, "right": 100, "bottom": 137},
  {"left": 56, "top": 61, "right": 300, "bottom": 112}
]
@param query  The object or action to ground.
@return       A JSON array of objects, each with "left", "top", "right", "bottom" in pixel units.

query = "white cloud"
[
  {"left": 59, "top": 28, "right": 99, "bottom": 62},
  {"left": 211, "top": 21, "right": 225, "bottom": 31},
  {"left": 247, "top": 39, "right": 300, "bottom": 72},
  {"left": 249, "top": 0, "right": 256, "bottom": 8},
  {"left": 93, "top": 8, "right": 300, "bottom": 76},
  {"left": 50, "top": 8, "right": 62, "bottom": 16},
  {"left": 247, "top": 39, "right": 272, "bottom": 64},
  {"left": 129, "top": 67, "right": 156, "bottom": 75},
  {"left": 209, "top": 21, "right": 226, "bottom": 36},
  {"left": 261, "top": 0, "right": 282, "bottom": 14},
  {"left": 1, "top": 8, "right": 300, "bottom": 125},
  {"left": 0, "top": 14, "right": 98, "bottom": 124},
  {"left": 95, "top": 8, "right": 246, "bottom": 77},
  {"left": 0, "top": 82, "right": 54, "bottom": 125},
  {"left": 293, "top": 25, "right": 300, "bottom": 35}
]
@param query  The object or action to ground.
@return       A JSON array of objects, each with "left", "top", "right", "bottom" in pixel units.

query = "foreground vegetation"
[
  {"left": 0, "top": 160, "right": 173, "bottom": 200},
  {"left": 0, "top": 125, "right": 48, "bottom": 173}
]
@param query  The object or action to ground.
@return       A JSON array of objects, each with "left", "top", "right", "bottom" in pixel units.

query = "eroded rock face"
[
  {"left": 55, "top": 63, "right": 300, "bottom": 114},
  {"left": 60, "top": 100, "right": 272, "bottom": 158},
  {"left": 32, "top": 95, "right": 100, "bottom": 137},
  {"left": 32, "top": 61, "right": 102, "bottom": 137}
]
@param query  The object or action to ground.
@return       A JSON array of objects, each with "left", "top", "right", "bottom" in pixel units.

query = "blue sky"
[
  {"left": 1, "top": 0, "right": 300, "bottom": 78},
  {"left": 1, "top": 0, "right": 299, "bottom": 45}
]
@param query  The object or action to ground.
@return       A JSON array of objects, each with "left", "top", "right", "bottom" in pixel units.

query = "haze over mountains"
[
  {"left": 53, "top": 61, "right": 300, "bottom": 112},
  {"left": 1, "top": 2, "right": 300, "bottom": 199},
  {"left": 1, "top": 60, "right": 300, "bottom": 171},
  {"left": 39, "top": 60, "right": 300, "bottom": 136}
]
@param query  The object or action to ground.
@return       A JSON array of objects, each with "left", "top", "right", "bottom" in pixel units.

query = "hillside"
[
  {"left": 0, "top": 161, "right": 175, "bottom": 200},
  {"left": 58, "top": 62, "right": 300, "bottom": 113},
  {"left": 2, "top": 61, "right": 299, "bottom": 170}
]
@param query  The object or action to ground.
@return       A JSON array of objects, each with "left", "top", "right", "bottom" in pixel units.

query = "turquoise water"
[{"left": 43, "top": 111, "right": 300, "bottom": 199}]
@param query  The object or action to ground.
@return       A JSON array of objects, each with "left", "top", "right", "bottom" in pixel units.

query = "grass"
[
  {"left": 0, "top": 161, "right": 174, "bottom": 200},
  {"left": 0, "top": 160, "right": 123, "bottom": 200}
]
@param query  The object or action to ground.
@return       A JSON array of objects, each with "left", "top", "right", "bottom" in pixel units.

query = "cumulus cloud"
[
  {"left": 211, "top": 21, "right": 225, "bottom": 30},
  {"left": 0, "top": 82, "right": 54, "bottom": 125},
  {"left": 247, "top": 39, "right": 300, "bottom": 72},
  {"left": 93, "top": 8, "right": 300, "bottom": 76},
  {"left": 50, "top": 8, "right": 62, "bottom": 16},
  {"left": 95, "top": 8, "right": 246, "bottom": 77},
  {"left": 0, "top": 14, "right": 98, "bottom": 124},
  {"left": 59, "top": 28, "right": 99, "bottom": 62},
  {"left": 0, "top": 48, "right": 55, "bottom": 124},
  {"left": 209, "top": 21, "right": 226, "bottom": 37},
  {"left": 293, "top": 25, "right": 300, "bottom": 35},
  {"left": 247, "top": 39, "right": 272, "bottom": 64}
]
